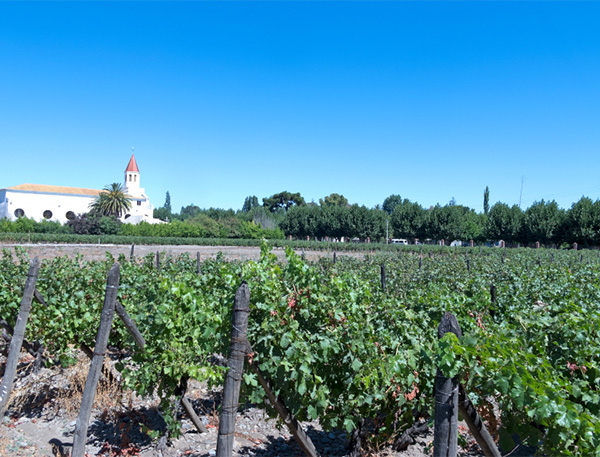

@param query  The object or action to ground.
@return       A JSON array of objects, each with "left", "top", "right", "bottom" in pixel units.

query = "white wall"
[{"left": 2, "top": 190, "right": 96, "bottom": 224}]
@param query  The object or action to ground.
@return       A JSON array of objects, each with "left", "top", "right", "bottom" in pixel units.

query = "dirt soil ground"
[
  {"left": 0, "top": 244, "right": 534, "bottom": 456},
  {"left": 0, "top": 243, "right": 359, "bottom": 263},
  {"left": 0, "top": 351, "right": 493, "bottom": 457}
]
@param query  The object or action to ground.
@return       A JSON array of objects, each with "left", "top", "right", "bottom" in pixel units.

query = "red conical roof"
[{"left": 125, "top": 154, "right": 139, "bottom": 173}]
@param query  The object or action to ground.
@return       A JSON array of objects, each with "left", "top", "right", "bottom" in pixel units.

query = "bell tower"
[{"left": 123, "top": 153, "right": 141, "bottom": 197}]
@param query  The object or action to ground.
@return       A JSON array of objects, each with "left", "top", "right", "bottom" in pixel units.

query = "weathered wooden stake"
[
  {"left": 181, "top": 396, "right": 208, "bottom": 434},
  {"left": 197, "top": 252, "right": 202, "bottom": 275},
  {"left": 216, "top": 282, "right": 250, "bottom": 457},
  {"left": 0, "top": 258, "right": 40, "bottom": 417},
  {"left": 72, "top": 263, "right": 120, "bottom": 457},
  {"left": 490, "top": 284, "right": 496, "bottom": 304},
  {"left": 333, "top": 252, "right": 337, "bottom": 264},
  {"left": 458, "top": 384, "right": 501, "bottom": 457},
  {"left": 466, "top": 258, "right": 470, "bottom": 273},
  {"left": 130, "top": 244, "right": 135, "bottom": 261},
  {"left": 248, "top": 360, "right": 320, "bottom": 457},
  {"left": 580, "top": 254, "right": 584, "bottom": 263},
  {"left": 419, "top": 256, "right": 422, "bottom": 271},
  {"left": 434, "top": 312, "right": 463, "bottom": 457},
  {"left": 115, "top": 301, "right": 145, "bottom": 351},
  {"left": 156, "top": 251, "right": 160, "bottom": 272},
  {"left": 380, "top": 263, "right": 386, "bottom": 292}
]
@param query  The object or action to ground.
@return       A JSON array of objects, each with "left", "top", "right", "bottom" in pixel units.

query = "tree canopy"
[
  {"left": 263, "top": 191, "right": 306, "bottom": 212},
  {"left": 89, "top": 183, "right": 131, "bottom": 218},
  {"left": 319, "top": 193, "right": 349, "bottom": 207}
]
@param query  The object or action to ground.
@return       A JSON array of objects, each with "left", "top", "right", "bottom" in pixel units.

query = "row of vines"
[{"left": 1, "top": 245, "right": 600, "bottom": 456}]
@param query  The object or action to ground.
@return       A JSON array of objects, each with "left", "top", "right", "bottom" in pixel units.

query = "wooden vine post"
[
  {"left": 130, "top": 244, "right": 135, "bottom": 261},
  {"left": 72, "top": 263, "right": 120, "bottom": 457},
  {"left": 247, "top": 357, "right": 320, "bottom": 457},
  {"left": 380, "top": 263, "right": 386, "bottom": 292},
  {"left": 156, "top": 251, "right": 160, "bottom": 272},
  {"left": 216, "top": 282, "right": 250, "bottom": 457},
  {"left": 458, "top": 385, "right": 501, "bottom": 457},
  {"left": 0, "top": 257, "right": 40, "bottom": 417},
  {"left": 434, "top": 312, "right": 462, "bottom": 457}
]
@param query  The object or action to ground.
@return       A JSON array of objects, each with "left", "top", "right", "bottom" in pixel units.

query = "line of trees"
[
  {"left": 3, "top": 184, "right": 600, "bottom": 247},
  {"left": 278, "top": 194, "right": 600, "bottom": 247}
]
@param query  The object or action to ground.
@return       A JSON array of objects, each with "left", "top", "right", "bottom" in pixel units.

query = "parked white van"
[{"left": 391, "top": 238, "right": 408, "bottom": 245}]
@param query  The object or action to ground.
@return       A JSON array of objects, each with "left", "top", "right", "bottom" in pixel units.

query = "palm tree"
[{"left": 90, "top": 183, "right": 132, "bottom": 218}]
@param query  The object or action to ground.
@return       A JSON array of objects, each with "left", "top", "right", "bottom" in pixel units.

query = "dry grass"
[{"left": 55, "top": 356, "right": 126, "bottom": 420}]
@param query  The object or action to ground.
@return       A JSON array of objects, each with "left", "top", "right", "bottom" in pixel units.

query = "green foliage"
[
  {"left": 390, "top": 199, "right": 425, "bottom": 240},
  {"left": 263, "top": 191, "right": 306, "bottom": 212},
  {"left": 242, "top": 195, "right": 260, "bottom": 212},
  {"left": 90, "top": 183, "right": 132, "bottom": 218},
  {"left": 483, "top": 186, "right": 490, "bottom": 215},
  {"left": 486, "top": 203, "right": 523, "bottom": 244},
  {"left": 319, "top": 193, "right": 349, "bottom": 207},
  {"left": 382, "top": 194, "right": 403, "bottom": 215},
  {"left": 2, "top": 246, "right": 600, "bottom": 454},
  {"left": 523, "top": 200, "right": 564, "bottom": 245}
]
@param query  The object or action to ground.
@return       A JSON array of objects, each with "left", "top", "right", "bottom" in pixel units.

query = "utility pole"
[{"left": 519, "top": 176, "right": 524, "bottom": 208}]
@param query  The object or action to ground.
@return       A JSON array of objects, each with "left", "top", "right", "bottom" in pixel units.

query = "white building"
[{"left": 0, "top": 155, "right": 161, "bottom": 225}]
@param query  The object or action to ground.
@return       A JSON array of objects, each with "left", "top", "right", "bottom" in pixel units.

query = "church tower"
[{"left": 123, "top": 154, "right": 141, "bottom": 197}]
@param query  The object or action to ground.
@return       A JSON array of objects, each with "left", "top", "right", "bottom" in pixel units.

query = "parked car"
[{"left": 391, "top": 238, "right": 408, "bottom": 245}]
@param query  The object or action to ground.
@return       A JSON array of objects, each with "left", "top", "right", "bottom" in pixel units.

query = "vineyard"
[{"left": 1, "top": 244, "right": 600, "bottom": 456}]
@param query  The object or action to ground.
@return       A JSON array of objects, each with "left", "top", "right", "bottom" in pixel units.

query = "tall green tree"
[
  {"left": 523, "top": 200, "right": 564, "bottom": 245},
  {"left": 179, "top": 204, "right": 201, "bottom": 221},
  {"left": 390, "top": 199, "right": 426, "bottom": 240},
  {"left": 486, "top": 203, "right": 523, "bottom": 243},
  {"left": 483, "top": 186, "right": 490, "bottom": 215},
  {"left": 563, "top": 197, "right": 600, "bottom": 245},
  {"left": 89, "top": 183, "right": 131, "bottom": 218},
  {"left": 382, "top": 194, "right": 403, "bottom": 215},
  {"left": 164, "top": 191, "right": 172, "bottom": 213},
  {"left": 263, "top": 191, "right": 305, "bottom": 212},
  {"left": 242, "top": 195, "right": 260, "bottom": 212},
  {"left": 319, "top": 193, "right": 349, "bottom": 207}
]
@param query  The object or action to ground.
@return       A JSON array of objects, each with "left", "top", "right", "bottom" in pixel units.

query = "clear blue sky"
[{"left": 1, "top": 2, "right": 599, "bottom": 214}]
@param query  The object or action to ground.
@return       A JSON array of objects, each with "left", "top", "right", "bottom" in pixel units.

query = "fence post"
[
  {"left": 0, "top": 257, "right": 40, "bottom": 417},
  {"left": 434, "top": 312, "right": 462, "bottom": 457},
  {"left": 72, "top": 263, "right": 120, "bottom": 457},
  {"left": 216, "top": 282, "right": 250, "bottom": 457},
  {"left": 380, "top": 264, "right": 386, "bottom": 292},
  {"left": 458, "top": 385, "right": 501, "bottom": 457}
]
